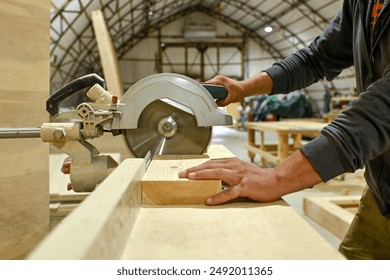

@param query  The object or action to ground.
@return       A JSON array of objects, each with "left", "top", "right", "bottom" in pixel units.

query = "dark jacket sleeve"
[
  {"left": 264, "top": 2, "right": 354, "bottom": 95},
  {"left": 262, "top": 0, "right": 387, "bottom": 181},
  {"left": 306, "top": 70, "right": 390, "bottom": 181}
]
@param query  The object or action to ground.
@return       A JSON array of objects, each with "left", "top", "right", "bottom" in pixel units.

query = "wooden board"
[
  {"left": 303, "top": 195, "right": 360, "bottom": 240},
  {"left": 28, "top": 145, "right": 344, "bottom": 260},
  {"left": 48, "top": 145, "right": 233, "bottom": 223},
  {"left": 207, "top": 144, "right": 236, "bottom": 159},
  {"left": 0, "top": 0, "right": 50, "bottom": 259},
  {"left": 29, "top": 158, "right": 145, "bottom": 260},
  {"left": 245, "top": 121, "right": 327, "bottom": 134},
  {"left": 121, "top": 201, "right": 344, "bottom": 260},
  {"left": 92, "top": 10, "right": 124, "bottom": 97},
  {"left": 142, "top": 155, "right": 221, "bottom": 205}
]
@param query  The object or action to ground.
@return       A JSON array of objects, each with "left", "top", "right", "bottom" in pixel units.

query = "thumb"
[
  {"left": 205, "top": 185, "right": 241, "bottom": 205},
  {"left": 205, "top": 75, "right": 224, "bottom": 85}
]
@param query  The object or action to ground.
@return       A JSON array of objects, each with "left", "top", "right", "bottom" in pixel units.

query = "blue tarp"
[{"left": 253, "top": 94, "right": 313, "bottom": 121}]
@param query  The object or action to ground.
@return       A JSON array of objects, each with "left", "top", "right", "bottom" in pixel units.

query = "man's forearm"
[
  {"left": 240, "top": 71, "right": 273, "bottom": 98},
  {"left": 274, "top": 150, "right": 323, "bottom": 197}
]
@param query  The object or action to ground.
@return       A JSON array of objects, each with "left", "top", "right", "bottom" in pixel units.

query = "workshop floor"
[{"left": 211, "top": 125, "right": 365, "bottom": 250}]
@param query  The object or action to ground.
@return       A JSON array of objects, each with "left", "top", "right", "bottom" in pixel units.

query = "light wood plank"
[
  {"left": 91, "top": 10, "right": 124, "bottom": 97},
  {"left": 142, "top": 155, "right": 221, "bottom": 205},
  {"left": 246, "top": 144, "right": 279, "bottom": 163},
  {"left": 246, "top": 121, "right": 326, "bottom": 134},
  {"left": 207, "top": 144, "right": 236, "bottom": 159},
  {"left": 303, "top": 195, "right": 360, "bottom": 240},
  {"left": 0, "top": 0, "right": 50, "bottom": 259},
  {"left": 28, "top": 159, "right": 145, "bottom": 260}
]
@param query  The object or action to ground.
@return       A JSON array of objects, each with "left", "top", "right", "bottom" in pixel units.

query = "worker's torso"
[
  {"left": 352, "top": 0, "right": 390, "bottom": 91},
  {"left": 352, "top": 0, "right": 390, "bottom": 216}
]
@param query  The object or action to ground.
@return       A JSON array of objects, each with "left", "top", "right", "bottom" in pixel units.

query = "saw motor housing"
[{"left": 42, "top": 73, "right": 232, "bottom": 192}]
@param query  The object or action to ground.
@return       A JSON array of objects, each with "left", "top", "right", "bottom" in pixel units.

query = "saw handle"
[
  {"left": 202, "top": 84, "right": 228, "bottom": 100},
  {"left": 46, "top": 73, "right": 105, "bottom": 116}
]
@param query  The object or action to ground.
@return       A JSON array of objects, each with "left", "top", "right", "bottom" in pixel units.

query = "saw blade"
[{"left": 124, "top": 100, "right": 212, "bottom": 158}]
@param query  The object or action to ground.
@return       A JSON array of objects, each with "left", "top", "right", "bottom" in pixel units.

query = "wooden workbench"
[
  {"left": 28, "top": 145, "right": 344, "bottom": 260},
  {"left": 245, "top": 120, "right": 328, "bottom": 165}
]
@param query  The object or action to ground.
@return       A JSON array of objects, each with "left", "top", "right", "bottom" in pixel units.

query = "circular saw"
[
  {"left": 0, "top": 73, "right": 232, "bottom": 192},
  {"left": 117, "top": 73, "right": 231, "bottom": 157}
]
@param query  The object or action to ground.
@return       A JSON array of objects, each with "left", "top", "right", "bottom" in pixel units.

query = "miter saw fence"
[{"left": 0, "top": 73, "right": 232, "bottom": 192}]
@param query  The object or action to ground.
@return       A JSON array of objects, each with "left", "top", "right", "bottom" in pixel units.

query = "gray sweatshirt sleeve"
[
  {"left": 264, "top": 4, "right": 354, "bottom": 95},
  {"left": 262, "top": 0, "right": 390, "bottom": 182},
  {"left": 261, "top": 1, "right": 365, "bottom": 181},
  {"left": 303, "top": 74, "right": 390, "bottom": 181}
]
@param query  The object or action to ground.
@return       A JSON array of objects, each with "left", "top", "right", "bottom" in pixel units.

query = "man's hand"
[
  {"left": 205, "top": 72, "right": 273, "bottom": 107},
  {"left": 178, "top": 157, "right": 283, "bottom": 205},
  {"left": 61, "top": 156, "right": 72, "bottom": 174},
  {"left": 205, "top": 75, "right": 246, "bottom": 107},
  {"left": 61, "top": 156, "right": 73, "bottom": 191},
  {"left": 178, "top": 151, "right": 323, "bottom": 206}
]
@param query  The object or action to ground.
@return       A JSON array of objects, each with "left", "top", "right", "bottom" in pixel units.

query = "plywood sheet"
[
  {"left": 122, "top": 201, "right": 344, "bottom": 260},
  {"left": 0, "top": 0, "right": 50, "bottom": 259}
]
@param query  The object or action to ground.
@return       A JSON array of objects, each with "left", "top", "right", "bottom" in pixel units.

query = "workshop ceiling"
[{"left": 50, "top": 0, "right": 343, "bottom": 91}]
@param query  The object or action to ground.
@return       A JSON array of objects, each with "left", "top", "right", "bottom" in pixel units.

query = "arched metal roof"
[{"left": 50, "top": 0, "right": 344, "bottom": 92}]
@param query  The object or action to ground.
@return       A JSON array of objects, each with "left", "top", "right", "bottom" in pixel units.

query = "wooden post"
[
  {"left": 259, "top": 130, "right": 267, "bottom": 165},
  {"left": 91, "top": 10, "right": 124, "bottom": 96},
  {"left": 247, "top": 127, "right": 256, "bottom": 162},
  {"left": 278, "top": 134, "right": 289, "bottom": 161},
  {"left": 0, "top": 0, "right": 50, "bottom": 259},
  {"left": 292, "top": 133, "right": 302, "bottom": 150}
]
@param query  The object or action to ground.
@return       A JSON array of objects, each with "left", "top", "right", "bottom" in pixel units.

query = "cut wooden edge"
[
  {"left": 141, "top": 154, "right": 222, "bottom": 205},
  {"left": 28, "top": 158, "right": 145, "bottom": 260},
  {"left": 142, "top": 180, "right": 221, "bottom": 205}
]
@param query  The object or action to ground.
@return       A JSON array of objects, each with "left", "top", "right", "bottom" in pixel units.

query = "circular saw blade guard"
[
  {"left": 115, "top": 73, "right": 233, "bottom": 157},
  {"left": 112, "top": 73, "right": 232, "bottom": 130}
]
